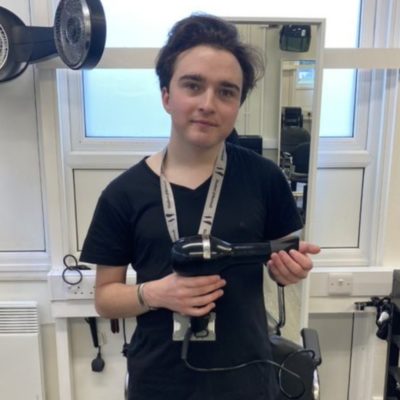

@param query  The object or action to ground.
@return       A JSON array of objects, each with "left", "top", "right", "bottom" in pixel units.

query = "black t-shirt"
[{"left": 80, "top": 143, "right": 303, "bottom": 399}]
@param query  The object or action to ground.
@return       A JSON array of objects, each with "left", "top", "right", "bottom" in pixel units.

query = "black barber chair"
[
  {"left": 282, "top": 107, "right": 304, "bottom": 128},
  {"left": 226, "top": 128, "right": 263, "bottom": 155},
  {"left": 280, "top": 126, "right": 310, "bottom": 155},
  {"left": 268, "top": 284, "right": 321, "bottom": 400}
]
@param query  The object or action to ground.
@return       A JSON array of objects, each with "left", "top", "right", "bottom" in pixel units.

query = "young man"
[{"left": 80, "top": 14, "right": 320, "bottom": 400}]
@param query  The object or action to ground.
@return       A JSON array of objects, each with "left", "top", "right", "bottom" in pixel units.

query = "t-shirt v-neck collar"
[{"left": 142, "top": 157, "right": 212, "bottom": 193}]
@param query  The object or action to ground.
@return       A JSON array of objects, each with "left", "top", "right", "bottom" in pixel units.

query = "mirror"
[
  {"left": 231, "top": 19, "right": 321, "bottom": 230},
  {"left": 229, "top": 18, "right": 323, "bottom": 341},
  {"left": 280, "top": 59, "right": 315, "bottom": 226}
]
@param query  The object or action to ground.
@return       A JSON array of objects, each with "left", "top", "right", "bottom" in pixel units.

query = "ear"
[{"left": 161, "top": 87, "right": 171, "bottom": 113}]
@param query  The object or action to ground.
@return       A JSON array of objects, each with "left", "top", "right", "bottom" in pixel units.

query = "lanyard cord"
[{"left": 160, "top": 144, "right": 227, "bottom": 242}]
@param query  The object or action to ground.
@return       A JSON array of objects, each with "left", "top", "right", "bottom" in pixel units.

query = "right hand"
[{"left": 144, "top": 273, "right": 226, "bottom": 317}]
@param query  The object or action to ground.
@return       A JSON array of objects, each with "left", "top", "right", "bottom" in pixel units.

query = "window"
[
  {"left": 102, "top": 0, "right": 361, "bottom": 48},
  {"left": 83, "top": 69, "right": 170, "bottom": 138},
  {"left": 320, "top": 70, "right": 357, "bottom": 138},
  {"left": 74, "top": 0, "right": 361, "bottom": 142},
  {"left": 296, "top": 63, "right": 315, "bottom": 89}
]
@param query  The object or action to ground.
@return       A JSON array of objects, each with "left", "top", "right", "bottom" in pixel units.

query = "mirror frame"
[
  {"left": 228, "top": 17, "right": 326, "bottom": 330},
  {"left": 228, "top": 17, "right": 325, "bottom": 239}
]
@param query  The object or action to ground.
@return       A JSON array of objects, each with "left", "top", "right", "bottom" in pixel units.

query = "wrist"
[{"left": 137, "top": 282, "right": 158, "bottom": 311}]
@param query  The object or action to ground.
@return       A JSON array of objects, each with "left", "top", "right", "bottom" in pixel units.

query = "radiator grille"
[
  {"left": 0, "top": 301, "right": 44, "bottom": 399},
  {"left": 0, "top": 301, "right": 39, "bottom": 334}
]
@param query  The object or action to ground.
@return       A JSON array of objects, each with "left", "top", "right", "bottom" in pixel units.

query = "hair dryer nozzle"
[
  {"left": 171, "top": 235, "right": 299, "bottom": 276},
  {"left": 270, "top": 236, "right": 299, "bottom": 254}
]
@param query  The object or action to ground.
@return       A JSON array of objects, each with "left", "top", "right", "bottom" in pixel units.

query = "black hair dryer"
[
  {"left": 171, "top": 235, "right": 299, "bottom": 276},
  {"left": 171, "top": 235, "right": 299, "bottom": 339}
]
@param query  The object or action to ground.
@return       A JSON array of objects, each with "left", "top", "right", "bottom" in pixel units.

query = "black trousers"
[{"left": 127, "top": 362, "right": 280, "bottom": 400}]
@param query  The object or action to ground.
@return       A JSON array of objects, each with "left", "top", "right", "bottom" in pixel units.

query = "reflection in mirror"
[
  {"left": 231, "top": 20, "right": 322, "bottom": 342},
  {"left": 233, "top": 21, "right": 318, "bottom": 230},
  {"left": 280, "top": 60, "right": 315, "bottom": 226}
]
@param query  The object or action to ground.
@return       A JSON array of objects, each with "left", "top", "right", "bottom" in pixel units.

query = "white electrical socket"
[
  {"left": 65, "top": 280, "right": 96, "bottom": 299},
  {"left": 328, "top": 272, "right": 353, "bottom": 295},
  {"left": 48, "top": 269, "right": 137, "bottom": 301},
  {"left": 48, "top": 269, "right": 97, "bottom": 300}
]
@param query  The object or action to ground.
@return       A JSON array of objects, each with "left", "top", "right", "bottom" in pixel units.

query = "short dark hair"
[{"left": 155, "top": 14, "right": 264, "bottom": 104}]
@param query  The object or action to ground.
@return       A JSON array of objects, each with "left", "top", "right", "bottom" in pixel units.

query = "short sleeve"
[{"left": 80, "top": 192, "right": 132, "bottom": 266}]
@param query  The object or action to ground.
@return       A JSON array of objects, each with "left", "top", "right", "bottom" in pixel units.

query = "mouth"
[{"left": 191, "top": 119, "right": 218, "bottom": 128}]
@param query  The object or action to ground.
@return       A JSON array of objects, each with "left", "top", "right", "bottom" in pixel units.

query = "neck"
[
  {"left": 166, "top": 137, "right": 223, "bottom": 169},
  {"left": 157, "top": 138, "right": 224, "bottom": 189}
]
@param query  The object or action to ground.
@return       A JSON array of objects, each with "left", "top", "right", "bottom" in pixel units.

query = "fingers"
[
  {"left": 178, "top": 275, "right": 226, "bottom": 315},
  {"left": 185, "top": 301, "right": 218, "bottom": 317},
  {"left": 268, "top": 243, "right": 317, "bottom": 286},
  {"left": 181, "top": 274, "right": 226, "bottom": 293},
  {"left": 161, "top": 273, "right": 226, "bottom": 316},
  {"left": 268, "top": 251, "right": 307, "bottom": 285}
]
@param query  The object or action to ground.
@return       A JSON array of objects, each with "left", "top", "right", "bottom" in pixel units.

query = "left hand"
[{"left": 267, "top": 241, "right": 320, "bottom": 286}]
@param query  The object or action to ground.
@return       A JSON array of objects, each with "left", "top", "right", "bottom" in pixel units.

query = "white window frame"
[
  {"left": 60, "top": 48, "right": 167, "bottom": 154},
  {"left": 310, "top": 0, "right": 400, "bottom": 267}
]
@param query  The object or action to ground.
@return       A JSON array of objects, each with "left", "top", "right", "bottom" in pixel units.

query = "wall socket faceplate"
[
  {"left": 48, "top": 269, "right": 97, "bottom": 300},
  {"left": 65, "top": 278, "right": 96, "bottom": 299},
  {"left": 328, "top": 272, "right": 353, "bottom": 295},
  {"left": 48, "top": 269, "right": 137, "bottom": 300}
]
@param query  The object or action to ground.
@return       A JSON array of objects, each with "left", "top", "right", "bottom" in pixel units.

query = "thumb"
[{"left": 299, "top": 241, "right": 321, "bottom": 255}]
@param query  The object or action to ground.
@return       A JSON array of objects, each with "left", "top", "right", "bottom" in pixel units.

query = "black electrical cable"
[
  {"left": 278, "top": 348, "right": 316, "bottom": 399},
  {"left": 84, "top": 317, "right": 105, "bottom": 372},
  {"left": 121, "top": 318, "right": 129, "bottom": 358},
  {"left": 119, "top": 318, "right": 310, "bottom": 398},
  {"left": 91, "top": 346, "right": 105, "bottom": 372},
  {"left": 181, "top": 327, "right": 312, "bottom": 400},
  {"left": 61, "top": 254, "right": 90, "bottom": 285}
]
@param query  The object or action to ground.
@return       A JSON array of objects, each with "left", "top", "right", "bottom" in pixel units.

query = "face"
[{"left": 162, "top": 45, "right": 243, "bottom": 149}]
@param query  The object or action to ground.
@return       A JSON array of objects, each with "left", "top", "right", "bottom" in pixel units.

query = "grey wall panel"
[
  {"left": 73, "top": 169, "right": 125, "bottom": 250},
  {"left": 0, "top": 67, "right": 45, "bottom": 251},
  {"left": 313, "top": 168, "right": 363, "bottom": 248},
  {"left": 309, "top": 313, "right": 353, "bottom": 400}
]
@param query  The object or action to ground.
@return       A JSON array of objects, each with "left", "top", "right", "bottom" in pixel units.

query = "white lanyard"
[{"left": 160, "top": 144, "right": 227, "bottom": 242}]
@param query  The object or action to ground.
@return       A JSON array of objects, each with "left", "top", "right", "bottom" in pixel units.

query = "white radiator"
[{"left": 0, "top": 301, "right": 45, "bottom": 400}]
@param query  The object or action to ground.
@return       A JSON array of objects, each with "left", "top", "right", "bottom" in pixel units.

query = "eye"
[
  {"left": 220, "top": 88, "right": 239, "bottom": 100},
  {"left": 183, "top": 81, "right": 201, "bottom": 92},
  {"left": 220, "top": 89, "right": 234, "bottom": 97}
]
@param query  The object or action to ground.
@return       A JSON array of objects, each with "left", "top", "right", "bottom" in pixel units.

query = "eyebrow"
[{"left": 178, "top": 74, "right": 241, "bottom": 93}]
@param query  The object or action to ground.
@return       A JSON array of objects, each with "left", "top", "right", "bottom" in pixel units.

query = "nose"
[{"left": 198, "top": 89, "right": 216, "bottom": 113}]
